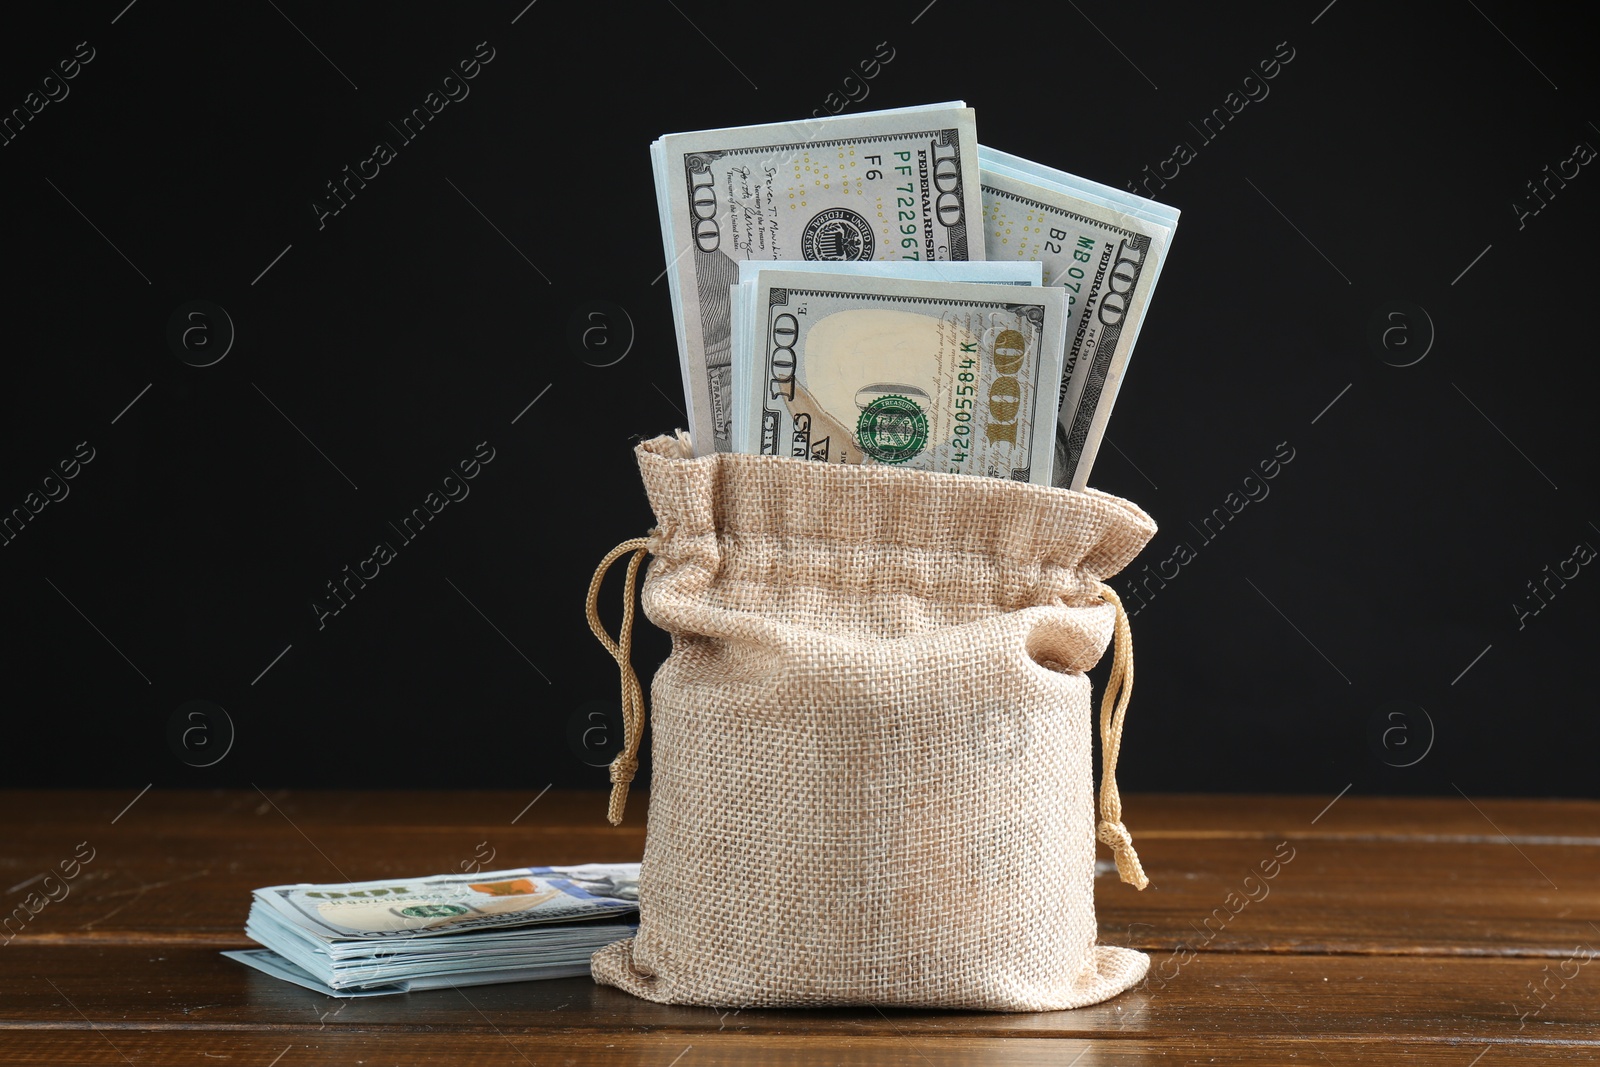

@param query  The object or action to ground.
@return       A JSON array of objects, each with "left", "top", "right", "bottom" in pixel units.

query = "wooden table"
[{"left": 4, "top": 790, "right": 1597, "bottom": 1065}]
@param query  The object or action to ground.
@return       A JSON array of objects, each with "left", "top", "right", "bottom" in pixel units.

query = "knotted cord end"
[
  {"left": 606, "top": 755, "right": 639, "bottom": 827},
  {"left": 587, "top": 537, "right": 653, "bottom": 828},
  {"left": 609, "top": 754, "right": 639, "bottom": 783},
  {"left": 1094, "top": 582, "right": 1147, "bottom": 890},
  {"left": 1097, "top": 819, "right": 1149, "bottom": 890}
]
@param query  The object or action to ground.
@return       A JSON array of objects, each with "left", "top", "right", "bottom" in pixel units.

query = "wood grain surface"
[{"left": 3, "top": 789, "right": 1597, "bottom": 1065}]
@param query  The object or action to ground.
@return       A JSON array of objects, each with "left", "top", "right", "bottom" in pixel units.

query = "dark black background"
[{"left": 2, "top": 1, "right": 1593, "bottom": 798}]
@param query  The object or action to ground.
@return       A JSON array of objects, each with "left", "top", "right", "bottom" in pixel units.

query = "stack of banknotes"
[
  {"left": 651, "top": 102, "right": 1178, "bottom": 489},
  {"left": 224, "top": 864, "right": 638, "bottom": 997}
]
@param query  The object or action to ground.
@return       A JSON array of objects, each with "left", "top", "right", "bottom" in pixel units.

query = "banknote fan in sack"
[{"left": 650, "top": 102, "right": 1178, "bottom": 487}]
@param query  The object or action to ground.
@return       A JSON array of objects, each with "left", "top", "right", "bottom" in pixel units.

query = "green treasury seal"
[{"left": 856, "top": 395, "right": 929, "bottom": 464}]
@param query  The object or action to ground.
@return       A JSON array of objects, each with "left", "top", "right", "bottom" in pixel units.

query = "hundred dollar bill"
[
  {"left": 978, "top": 146, "right": 1178, "bottom": 489},
  {"left": 727, "top": 259, "right": 1042, "bottom": 450},
  {"left": 251, "top": 865, "right": 638, "bottom": 943},
  {"left": 734, "top": 271, "right": 1067, "bottom": 483},
  {"left": 652, "top": 103, "right": 985, "bottom": 455}
]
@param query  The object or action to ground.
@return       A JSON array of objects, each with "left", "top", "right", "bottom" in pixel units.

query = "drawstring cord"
[
  {"left": 585, "top": 537, "right": 652, "bottom": 826},
  {"left": 1095, "top": 583, "right": 1148, "bottom": 890}
]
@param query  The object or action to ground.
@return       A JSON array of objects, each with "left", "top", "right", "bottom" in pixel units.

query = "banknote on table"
[
  {"left": 731, "top": 271, "right": 1068, "bottom": 483},
  {"left": 225, "top": 864, "right": 638, "bottom": 996},
  {"left": 652, "top": 102, "right": 986, "bottom": 455},
  {"left": 978, "top": 146, "right": 1179, "bottom": 489},
  {"left": 727, "top": 259, "right": 1042, "bottom": 451}
]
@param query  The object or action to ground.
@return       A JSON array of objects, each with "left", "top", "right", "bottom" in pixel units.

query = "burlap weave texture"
[{"left": 590, "top": 433, "right": 1157, "bottom": 1010}]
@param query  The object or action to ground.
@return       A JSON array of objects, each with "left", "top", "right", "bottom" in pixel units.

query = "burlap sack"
[{"left": 584, "top": 432, "right": 1157, "bottom": 1011}]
